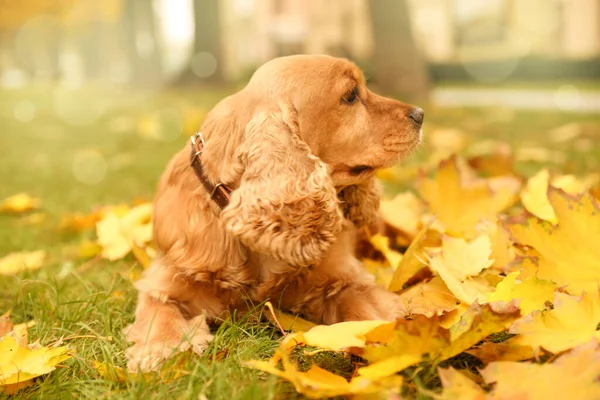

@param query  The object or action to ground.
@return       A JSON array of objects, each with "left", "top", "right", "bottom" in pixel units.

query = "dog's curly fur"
[{"left": 125, "top": 54, "right": 423, "bottom": 371}]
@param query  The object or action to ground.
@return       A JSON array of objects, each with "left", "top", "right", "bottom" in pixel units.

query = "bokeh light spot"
[
  {"left": 13, "top": 101, "right": 36, "bottom": 122},
  {"left": 53, "top": 88, "right": 105, "bottom": 126},
  {"left": 191, "top": 52, "right": 217, "bottom": 78},
  {"left": 72, "top": 150, "right": 108, "bottom": 185}
]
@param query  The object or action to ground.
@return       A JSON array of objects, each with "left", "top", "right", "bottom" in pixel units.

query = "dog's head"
[{"left": 199, "top": 55, "right": 423, "bottom": 266}]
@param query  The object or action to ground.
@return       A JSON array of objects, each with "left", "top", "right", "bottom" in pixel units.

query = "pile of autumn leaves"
[
  {"left": 245, "top": 153, "right": 600, "bottom": 399},
  {"left": 1, "top": 138, "right": 600, "bottom": 398}
]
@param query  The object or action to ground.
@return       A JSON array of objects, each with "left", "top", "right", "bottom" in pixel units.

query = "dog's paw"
[{"left": 125, "top": 314, "right": 213, "bottom": 372}]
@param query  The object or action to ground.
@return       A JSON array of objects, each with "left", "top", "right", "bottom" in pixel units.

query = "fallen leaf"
[
  {"left": 426, "top": 236, "right": 495, "bottom": 304},
  {"left": 379, "top": 191, "right": 424, "bottom": 237},
  {"left": 368, "top": 235, "right": 402, "bottom": 269},
  {"left": 0, "top": 335, "right": 72, "bottom": 394},
  {"left": 417, "top": 156, "right": 520, "bottom": 236},
  {"left": 0, "top": 250, "right": 46, "bottom": 276},
  {"left": 509, "top": 291, "right": 600, "bottom": 353},
  {"left": 397, "top": 277, "right": 459, "bottom": 318},
  {"left": 96, "top": 203, "right": 153, "bottom": 261},
  {"left": 486, "top": 271, "right": 556, "bottom": 315},
  {"left": 302, "top": 320, "right": 394, "bottom": 351},
  {"left": 441, "top": 301, "right": 520, "bottom": 360},
  {"left": 521, "top": 169, "right": 597, "bottom": 223},
  {"left": 505, "top": 189, "right": 600, "bottom": 294},
  {"left": 94, "top": 360, "right": 186, "bottom": 384},
  {"left": 438, "top": 367, "right": 487, "bottom": 400},
  {"left": 466, "top": 338, "right": 535, "bottom": 363},
  {"left": 481, "top": 339, "right": 600, "bottom": 400},
  {"left": 388, "top": 223, "right": 434, "bottom": 292},
  {"left": 0, "top": 193, "right": 40, "bottom": 214}
]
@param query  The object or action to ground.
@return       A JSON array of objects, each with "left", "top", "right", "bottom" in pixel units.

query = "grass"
[{"left": 0, "top": 85, "right": 599, "bottom": 399}]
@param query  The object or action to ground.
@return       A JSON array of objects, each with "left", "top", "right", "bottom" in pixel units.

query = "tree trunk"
[
  {"left": 368, "top": 0, "right": 430, "bottom": 102},
  {"left": 172, "top": 0, "right": 225, "bottom": 86},
  {"left": 123, "top": 0, "right": 163, "bottom": 87}
]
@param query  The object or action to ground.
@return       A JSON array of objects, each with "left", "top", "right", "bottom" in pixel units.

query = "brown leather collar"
[{"left": 189, "top": 133, "right": 232, "bottom": 209}]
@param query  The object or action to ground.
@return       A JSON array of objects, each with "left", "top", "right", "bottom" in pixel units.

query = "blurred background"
[{"left": 1, "top": 0, "right": 599, "bottom": 232}]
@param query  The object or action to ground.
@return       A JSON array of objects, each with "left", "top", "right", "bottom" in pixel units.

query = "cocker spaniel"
[{"left": 125, "top": 54, "right": 424, "bottom": 371}]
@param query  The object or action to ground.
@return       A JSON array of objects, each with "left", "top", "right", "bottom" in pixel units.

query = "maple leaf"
[
  {"left": 397, "top": 277, "right": 460, "bottom": 317},
  {"left": 426, "top": 236, "right": 495, "bottom": 304},
  {"left": 388, "top": 223, "right": 435, "bottom": 292},
  {"left": 481, "top": 339, "right": 600, "bottom": 400},
  {"left": 509, "top": 291, "right": 600, "bottom": 353},
  {"left": 417, "top": 156, "right": 520, "bottom": 236},
  {"left": 521, "top": 169, "right": 597, "bottom": 223},
  {"left": 354, "top": 302, "right": 519, "bottom": 379},
  {"left": 505, "top": 189, "right": 600, "bottom": 294},
  {"left": 96, "top": 203, "right": 153, "bottom": 261},
  {"left": 0, "top": 250, "right": 46, "bottom": 276},
  {"left": 467, "top": 338, "right": 535, "bottom": 363},
  {"left": 438, "top": 367, "right": 487, "bottom": 400},
  {"left": 486, "top": 271, "right": 556, "bottom": 315},
  {"left": 0, "top": 335, "right": 72, "bottom": 394},
  {"left": 368, "top": 235, "right": 402, "bottom": 269},
  {"left": 440, "top": 301, "right": 520, "bottom": 360},
  {"left": 245, "top": 331, "right": 403, "bottom": 399},
  {"left": 0, "top": 193, "right": 40, "bottom": 214},
  {"left": 379, "top": 191, "right": 424, "bottom": 238}
]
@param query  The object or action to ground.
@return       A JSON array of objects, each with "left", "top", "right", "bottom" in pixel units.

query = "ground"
[{"left": 0, "top": 86, "right": 598, "bottom": 399}]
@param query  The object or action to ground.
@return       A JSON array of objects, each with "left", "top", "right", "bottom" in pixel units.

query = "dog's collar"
[{"left": 189, "top": 132, "right": 232, "bottom": 209}]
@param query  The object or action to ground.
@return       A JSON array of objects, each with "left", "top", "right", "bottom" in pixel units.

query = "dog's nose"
[{"left": 408, "top": 107, "right": 424, "bottom": 126}]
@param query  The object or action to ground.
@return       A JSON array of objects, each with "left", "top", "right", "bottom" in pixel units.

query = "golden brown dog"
[{"left": 125, "top": 54, "right": 424, "bottom": 371}]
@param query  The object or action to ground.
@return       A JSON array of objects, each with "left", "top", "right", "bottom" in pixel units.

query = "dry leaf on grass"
[
  {"left": 0, "top": 193, "right": 40, "bottom": 214},
  {"left": 509, "top": 291, "right": 600, "bottom": 353},
  {"left": 481, "top": 339, "right": 600, "bottom": 400},
  {"left": 417, "top": 156, "right": 521, "bottom": 237},
  {"left": 505, "top": 189, "right": 600, "bottom": 294},
  {"left": 0, "top": 250, "right": 46, "bottom": 276}
]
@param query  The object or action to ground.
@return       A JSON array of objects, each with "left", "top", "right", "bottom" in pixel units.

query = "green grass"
[{"left": 0, "top": 85, "right": 599, "bottom": 399}]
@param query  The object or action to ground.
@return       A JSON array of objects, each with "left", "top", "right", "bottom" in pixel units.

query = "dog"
[{"left": 125, "top": 54, "right": 424, "bottom": 371}]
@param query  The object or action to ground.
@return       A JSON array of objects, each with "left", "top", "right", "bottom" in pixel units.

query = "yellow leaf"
[
  {"left": 426, "top": 236, "right": 495, "bottom": 304},
  {"left": 379, "top": 191, "right": 424, "bottom": 237},
  {"left": 263, "top": 302, "right": 316, "bottom": 333},
  {"left": 417, "top": 156, "right": 520, "bottom": 236},
  {"left": 0, "top": 193, "right": 40, "bottom": 214},
  {"left": 505, "top": 189, "right": 600, "bottom": 294},
  {"left": 438, "top": 367, "right": 487, "bottom": 400},
  {"left": 93, "top": 360, "right": 186, "bottom": 383},
  {"left": 302, "top": 320, "right": 394, "bottom": 351},
  {"left": 245, "top": 360, "right": 403, "bottom": 399},
  {"left": 476, "top": 219, "right": 515, "bottom": 270},
  {"left": 96, "top": 203, "right": 153, "bottom": 261},
  {"left": 467, "top": 337, "right": 535, "bottom": 363},
  {"left": 486, "top": 271, "right": 556, "bottom": 315},
  {"left": 481, "top": 339, "right": 600, "bottom": 400},
  {"left": 397, "top": 277, "right": 459, "bottom": 317},
  {"left": 0, "top": 250, "right": 46, "bottom": 276},
  {"left": 368, "top": 235, "right": 402, "bottom": 269},
  {"left": 0, "top": 335, "right": 72, "bottom": 393},
  {"left": 388, "top": 223, "right": 434, "bottom": 292},
  {"left": 440, "top": 301, "right": 520, "bottom": 360},
  {"left": 509, "top": 291, "right": 600, "bottom": 353},
  {"left": 521, "top": 170, "right": 596, "bottom": 224},
  {"left": 355, "top": 316, "right": 448, "bottom": 375}
]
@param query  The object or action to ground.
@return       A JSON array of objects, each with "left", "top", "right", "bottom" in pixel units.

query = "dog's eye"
[
  {"left": 350, "top": 165, "right": 372, "bottom": 175},
  {"left": 342, "top": 87, "right": 359, "bottom": 104}
]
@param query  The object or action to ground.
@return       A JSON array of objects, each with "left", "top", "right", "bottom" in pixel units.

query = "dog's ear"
[
  {"left": 338, "top": 178, "right": 382, "bottom": 228},
  {"left": 220, "top": 106, "right": 344, "bottom": 267}
]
